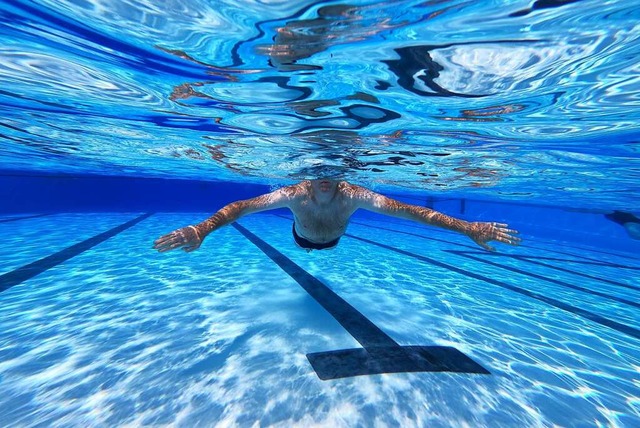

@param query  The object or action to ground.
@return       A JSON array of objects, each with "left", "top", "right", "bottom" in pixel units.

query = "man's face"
[{"left": 311, "top": 179, "right": 338, "bottom": 194}]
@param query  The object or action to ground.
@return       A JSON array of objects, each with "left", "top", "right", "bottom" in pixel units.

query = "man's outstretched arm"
[
  {"left": 154, "top": 186, "right": 298, "bottom": 253},
  {"left": 351, "top": 185, "right": 520, "bottom": 251}
]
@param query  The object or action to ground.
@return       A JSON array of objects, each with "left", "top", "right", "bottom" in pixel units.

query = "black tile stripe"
[
  {"left": 348, "top": 220, "right": 640, "bottom": 291},
  {"left": 0, "top": 213, "right": 154, "bottom": 293},
  {"left": 528, "top": 237, "right": 640, "bottom": 262},
  {"left": 512, "top": 254, "right": 639, "bottom": 271},
  {"left": 381, "top": 217, "right": 640, "bottom": 263},
  {"left": 458, "top": 251, "right": 640, "bottom": 292},
  {"left": 0, "top": 214, "right": 50, "bottom": 223},
  {"left": 233, "top": 222, "right": 490, "bottom": 378},
  {"left": 351, "top": 219, "right": 640, "bottom": 269},
  {"left": 232, "top": 222, "right": 398, "bottom": 348},
  {"left": 346, "top": 233, "right": 640, "bottom": 341},
  {"left": 344, "top": 212, "right": 640, "bottom": 265},
  {"left": 448, "top": 251, "right": 640, "bottom": 309}
]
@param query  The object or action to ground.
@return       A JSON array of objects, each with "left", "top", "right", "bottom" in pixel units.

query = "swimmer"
[
  {"left": 604, "top": 210, "right": 640, "bottom": 240},
  {"left": 154, "top": 179, "right": 521, "bottom": 253}
]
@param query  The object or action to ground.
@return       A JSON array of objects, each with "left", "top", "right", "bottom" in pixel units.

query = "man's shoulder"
[
  {"left": 275, "top": 182, "right": 310, "bottom": 199},
  {"left": 337, "top": 182, "right": 376, "bottom": 199},
  {"left": 338, "top": 181, "right": 360, "bottom": 191}
]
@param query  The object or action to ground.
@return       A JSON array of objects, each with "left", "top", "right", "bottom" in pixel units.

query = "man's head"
[
  {"left": 294, "top": 164, "right": 349, "bottom": 181},
  {"left": 303, "top": 165, "right": 346, "bottom": 198}
]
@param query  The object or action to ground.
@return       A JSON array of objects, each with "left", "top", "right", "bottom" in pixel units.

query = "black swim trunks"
[{"left": 292, "top": 223, "right": 340, "bottom": 250}]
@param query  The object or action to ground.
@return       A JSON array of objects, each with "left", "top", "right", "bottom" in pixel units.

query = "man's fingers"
[
  {"left": 153, "top": 235, "right": 172, "bottom": 246},
  {"left": 497, "top": 231, "right": 521, "bottom": 241},
  {"left": 154, "top": 238, "right": 178, "bottom": 250},
  {"left": 154, "top": 232, "right": 181, "bottom": 246},
  {"left": 492, "top": 224, "right": 518, "bottom": 234},
  {"left": 500, "top": 237, "right": 519, "bottom": 246},
  {"left": 473, "top": 222, "right": 522, "bottom": 250},
  {"left": 156, "top": 241, "right": 182, "bottom": 252},
  {"left": 480, "top": 242, "right": 496, "bottom": 252},
  {"left": 154, "top": 233, "right": 190, "bottom": 252},
  {"left": 153, "top": 240, "right": 171, "bottom": 250},
  {"left": 153, "top": 239, "right": 174, "bottom": 250},
  {"left": 495, "top": 235, "right": 521, "bottom": 246},
  {"left": 503, "top": 232, "right": 522, "bottom": 242}
]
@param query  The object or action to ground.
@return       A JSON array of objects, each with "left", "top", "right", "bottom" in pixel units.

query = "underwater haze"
[{"left": 1, "top": 0, "right": 639, "bottom": 209}]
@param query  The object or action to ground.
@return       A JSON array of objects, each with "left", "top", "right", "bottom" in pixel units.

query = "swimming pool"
[{"left": 1, "top": 0, "right": 639, "bottom": 426}]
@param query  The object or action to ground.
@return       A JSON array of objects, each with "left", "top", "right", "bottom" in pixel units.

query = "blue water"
[{"left": 1, "top": 0, "right": 640, "bottom": 426}]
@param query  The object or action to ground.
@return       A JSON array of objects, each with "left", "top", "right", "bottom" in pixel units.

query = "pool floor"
[{"left": 0, "top": 212, "right": 639, "bottom": 426}]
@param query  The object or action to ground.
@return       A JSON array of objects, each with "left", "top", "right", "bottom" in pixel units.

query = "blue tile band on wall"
[
  {"left": 232, "top": 222, "right": 490, "bottom": 380},
  {"left": 0, "top": 213, "right": 153, "bottom": 293},
  {"left": 347, "top": 233, "right": 640, "bottom": 341},
  {"left": 0, "top": 173, "right": 271, "bottom": 213}
]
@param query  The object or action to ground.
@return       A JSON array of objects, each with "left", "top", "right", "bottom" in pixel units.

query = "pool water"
[
  {"left": 2, "top": 0, "right": 640, "bottom": 425},
  {"left": 1, "top": 211, "right": 638, "bottom": 426}
]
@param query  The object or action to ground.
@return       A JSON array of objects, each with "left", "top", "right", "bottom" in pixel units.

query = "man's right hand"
[
  {"left": 466, "top": 221, "right": 521, "bottom": 252},
  {"left": 153, "top": 225, "right": 203, "bottom": 253}
]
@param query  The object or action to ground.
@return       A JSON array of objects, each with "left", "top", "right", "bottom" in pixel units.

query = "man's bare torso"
[{"left": 288, "top": 181, "right": 359, "bottom": 243}]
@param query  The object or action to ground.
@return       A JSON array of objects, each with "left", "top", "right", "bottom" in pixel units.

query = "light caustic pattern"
[
  {"left": 1, "top": 0, "right": 639, "bottom": 208},
  {"left": 0, "top": 213, "right": 638, "bottom": 426}
]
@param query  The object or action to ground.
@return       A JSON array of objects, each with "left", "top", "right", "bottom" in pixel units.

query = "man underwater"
[{"left": 154, "top": 179, "right": 520, "bottom": 253}]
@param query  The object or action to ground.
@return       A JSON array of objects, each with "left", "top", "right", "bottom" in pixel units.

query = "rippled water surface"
[{"left": 1, "top": 0, "right": 639, "bottom": 208}]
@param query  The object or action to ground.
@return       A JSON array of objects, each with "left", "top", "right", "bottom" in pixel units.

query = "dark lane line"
[
  {"left": 0, "top": 214, "right": 51, "bottom": 223},
  {"left": 346, "top": 233, "right": 640, "bottom": 341},
  {"left": 409, "top": 221, "right": 640, "bottom": 264},
  {"left": 448, "top": 251, "right": 640, "bottom": 309},
  {"left": 456, "top": 251, "right": 640, "bottom": 292},
  {"left": 526, "top": 237, "right": 640, "bottom": 263},
  {"left": 350, "top": 219, "right": 640, "bottom": 269},
  {"left": 512, "top": 255, "right": 639, "bottom": 271},
  {"left": 232, "top": 222, "right": 398, "bottom": 348},
  {"left": 348, "top": 220, "right": 639, "bottom": 289},
  {"left": 0, "top": 213, "right": 154, "bottom": 293},
  {"left": 232, "top": 222, "right": 489, "bottom": 379}
]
